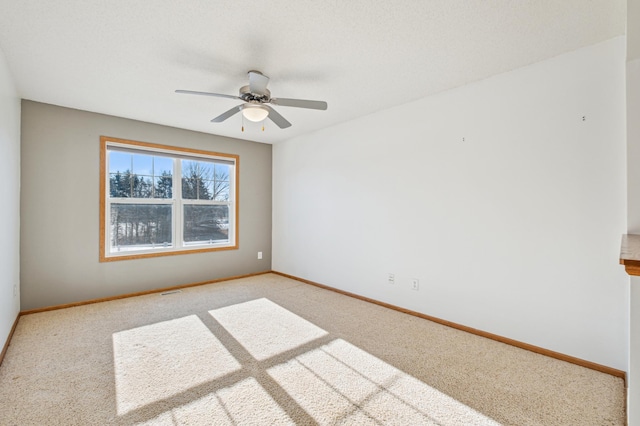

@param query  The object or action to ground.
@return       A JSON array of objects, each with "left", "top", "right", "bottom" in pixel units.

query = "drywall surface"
[
  {"left": 628, "top": 4, "right": 640, "bottom": 421},
  {"left": 631, "top": 276, "right": 640, "bottom": 425},
  {"left": 0, "top": 47, "right": 20, "bottom": 346},
  {"left": 631, "top": 277, "right": 640, "bottom": 425},
  {"left": 20, "top": 101, "right": 272, "bottom": 310},
  {"left": 627, "top": 57, "right": 640, "bottom": 425},
  {"left": 630, "top": 0, "right": 640, "bottom": 61},
  {"left": 273, "top": 37, "right": 627, "bottom": 370}
]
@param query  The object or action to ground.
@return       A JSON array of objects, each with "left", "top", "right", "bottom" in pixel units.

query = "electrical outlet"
[
  {"left": 13, "top": 283, "right": 17, "bottom": 297},
  {"left": 411, "top": 279, "right": 419, "bottom": 291},
  {"left": 388, "top": 273, "right": 395, "bottom": 284},
  {"left": 258, "top": 251, "right": 263, "bottom": 260}
]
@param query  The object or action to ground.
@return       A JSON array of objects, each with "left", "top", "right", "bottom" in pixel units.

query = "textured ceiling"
[{"left": 0, "top": 1, "right": 626, "bottom": 144}]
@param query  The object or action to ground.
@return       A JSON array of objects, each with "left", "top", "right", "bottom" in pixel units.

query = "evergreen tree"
[
  {"left": 155, "top": 172, "right": 172, "bottom": 198},
  {"left": 132, "top": 175, "right": 152, "bottom": 198},
  {"left": 109, "top": 170, "right": 132, "bottom": 197}
]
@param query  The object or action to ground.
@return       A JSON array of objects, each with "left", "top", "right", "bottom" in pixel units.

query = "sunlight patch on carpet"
[
  {"left": 209, "top": 298, "right": 328, "bottom": 360},
  {"left": 135, "top": 377, "right": 296, "bottom": 425},
  {"left": 112, "top": 315, "right": 241, "bottom": 416},
  {"left": 268, "top": 339, "right": 501, "bottom": 426},
  {"left": 174, "top": 377, "right": 295, "bottom": 425}
]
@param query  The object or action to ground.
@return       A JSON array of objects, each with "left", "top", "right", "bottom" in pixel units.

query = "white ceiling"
[{"left": 0, "top": 1, "right": 626, "bottom": 144}]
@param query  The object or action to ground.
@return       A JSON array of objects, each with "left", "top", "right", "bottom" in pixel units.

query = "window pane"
[
  {"left": 182, "top": 177, "right": 211, "bottom": 200},
  {"left": 110, "top": 172, "right": 131, "bottom": 198},
  {"left": 182, "top": 160, "right": 217, "bottom": 200},
  {"left": 182, "top": 160, "right": 198, "bottom": 199},
  {"left": 212, "top": 180, "right": 230, "bottom": 201},
  {"left": 109, "top": 151, "right": 131, "bottom": 174},
  {"left": 182, "top": 160, "right": 197, "bottom": 178},
  {"left": 154, "top": 157, "right": 173, "bottom": 176},
  {"left": 131, "top": 175, "right": 153, "bottom": 198},
  {"left": 182, "top": 160, "right": 214, "bottom": 180},
  {"left": 132, "top": 153, "right": 153, "bottom": 176},
  {"left": 183, "top": 205, "right": 229, "bottom": 243},
  {"left": 109, "top": 151, "right": 175, "bottom": 199},
  {"left": 215, "top": 164, "right": 230, "bottom": 181},
  {"left": 198, "top": 162, "right": 214, "bottom": 180},
  {"left": 154, "top": 174, "right": 173, "bottom": 199},
  {"left": 110, "top": 204, "right": 172, "bottom": 252},
  {"left": 200, "top": 180, "right": 214, "bottom": 201}
]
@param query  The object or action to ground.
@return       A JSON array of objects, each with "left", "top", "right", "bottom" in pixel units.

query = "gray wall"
[
  {"left": 21, "top": 101, "right": 272, "bottom": 310},
  {"left": 0, "top": 46, "right": 20, "bottom": 347},
  {"left": 630, "top": 0, "right": 640, "bottom": 62}
]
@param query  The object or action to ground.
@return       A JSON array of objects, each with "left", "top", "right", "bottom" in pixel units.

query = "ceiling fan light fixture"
[
  {"left": 176, "top": 70, "right": 324, "bottom": 129},
  {"left": 242, "top": 105, "right": 269, "bottom": 122}
]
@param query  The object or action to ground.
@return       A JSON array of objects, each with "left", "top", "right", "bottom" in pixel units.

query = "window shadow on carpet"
[{"left": 112, "top": 298, "right": 500, "bottom": 425}]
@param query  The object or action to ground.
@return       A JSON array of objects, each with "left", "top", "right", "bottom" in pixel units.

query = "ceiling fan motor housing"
[{"left": 239, "top": 85, "right": 271, "bottom": 103}]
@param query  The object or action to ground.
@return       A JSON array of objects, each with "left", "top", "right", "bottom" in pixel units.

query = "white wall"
[
  {"left": 627, "top": 0, "right": 640, "bottom": 422},
  {"left": 0, "top": 46, "right": 20, "bottom": 350},
  {"left": 631, "top": 276, "right": 640, "bottom": 425},
  {"left": 273, "top": 37, "right": 628, "bottom": 370}
]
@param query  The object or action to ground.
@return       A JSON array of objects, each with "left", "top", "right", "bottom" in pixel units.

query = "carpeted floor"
[{"left": 0, "top": 273, "right": 626, "bottom": 425}]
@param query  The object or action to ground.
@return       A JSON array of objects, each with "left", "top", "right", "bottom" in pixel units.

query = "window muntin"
[{"left": 100, "top": 137, "right": 238, "bottom": 261}]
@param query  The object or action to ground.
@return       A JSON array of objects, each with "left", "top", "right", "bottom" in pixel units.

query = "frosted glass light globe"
[{"left": 242, "top": 105, "right": 269, "bottom": 122}]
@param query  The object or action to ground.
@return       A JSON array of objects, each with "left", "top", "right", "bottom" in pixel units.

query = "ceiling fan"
[{"left": 176, "top": 70, "right": 327, "bottom": 129}]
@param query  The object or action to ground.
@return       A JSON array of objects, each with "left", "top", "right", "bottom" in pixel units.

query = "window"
[{"left": 100, "top": 136, "right": 238, "bottom": 261}]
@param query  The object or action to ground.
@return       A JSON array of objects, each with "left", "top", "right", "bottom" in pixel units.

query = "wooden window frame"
[{"left": 99, "top": 136, "right": 239, "bottom": 262}]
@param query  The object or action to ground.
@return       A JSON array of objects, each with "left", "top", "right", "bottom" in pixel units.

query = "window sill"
[
  {"left": 619, "top": 234, "right": 640, "bottom": 276},
  {"left": 100, "top": 243, "right": 238, "bottom": 262}
]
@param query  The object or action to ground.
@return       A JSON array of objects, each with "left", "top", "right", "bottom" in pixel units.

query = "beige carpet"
[{"left": 0, "top": 273, "right": 625, "bottom": 425}]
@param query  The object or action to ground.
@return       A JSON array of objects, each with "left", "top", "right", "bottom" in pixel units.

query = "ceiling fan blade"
[
  {"left": 263, "top": 105, "right": 292, "bottom": 129},
  {"left": 211, "top": 105, "right": 243, "bottom": 122},
  {"left": 270, "top": 98, "right": 328, "bottom": 110},
  {"left": 176, "top": 89, "right": 241, "bottom": 100},
  {"left": 248, "top": 71, "right": 270, "bottom": 96}
]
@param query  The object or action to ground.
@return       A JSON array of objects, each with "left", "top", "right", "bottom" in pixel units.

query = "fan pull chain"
[{"left": 241, "top": 114, "right": 245, "bottom": 132}]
